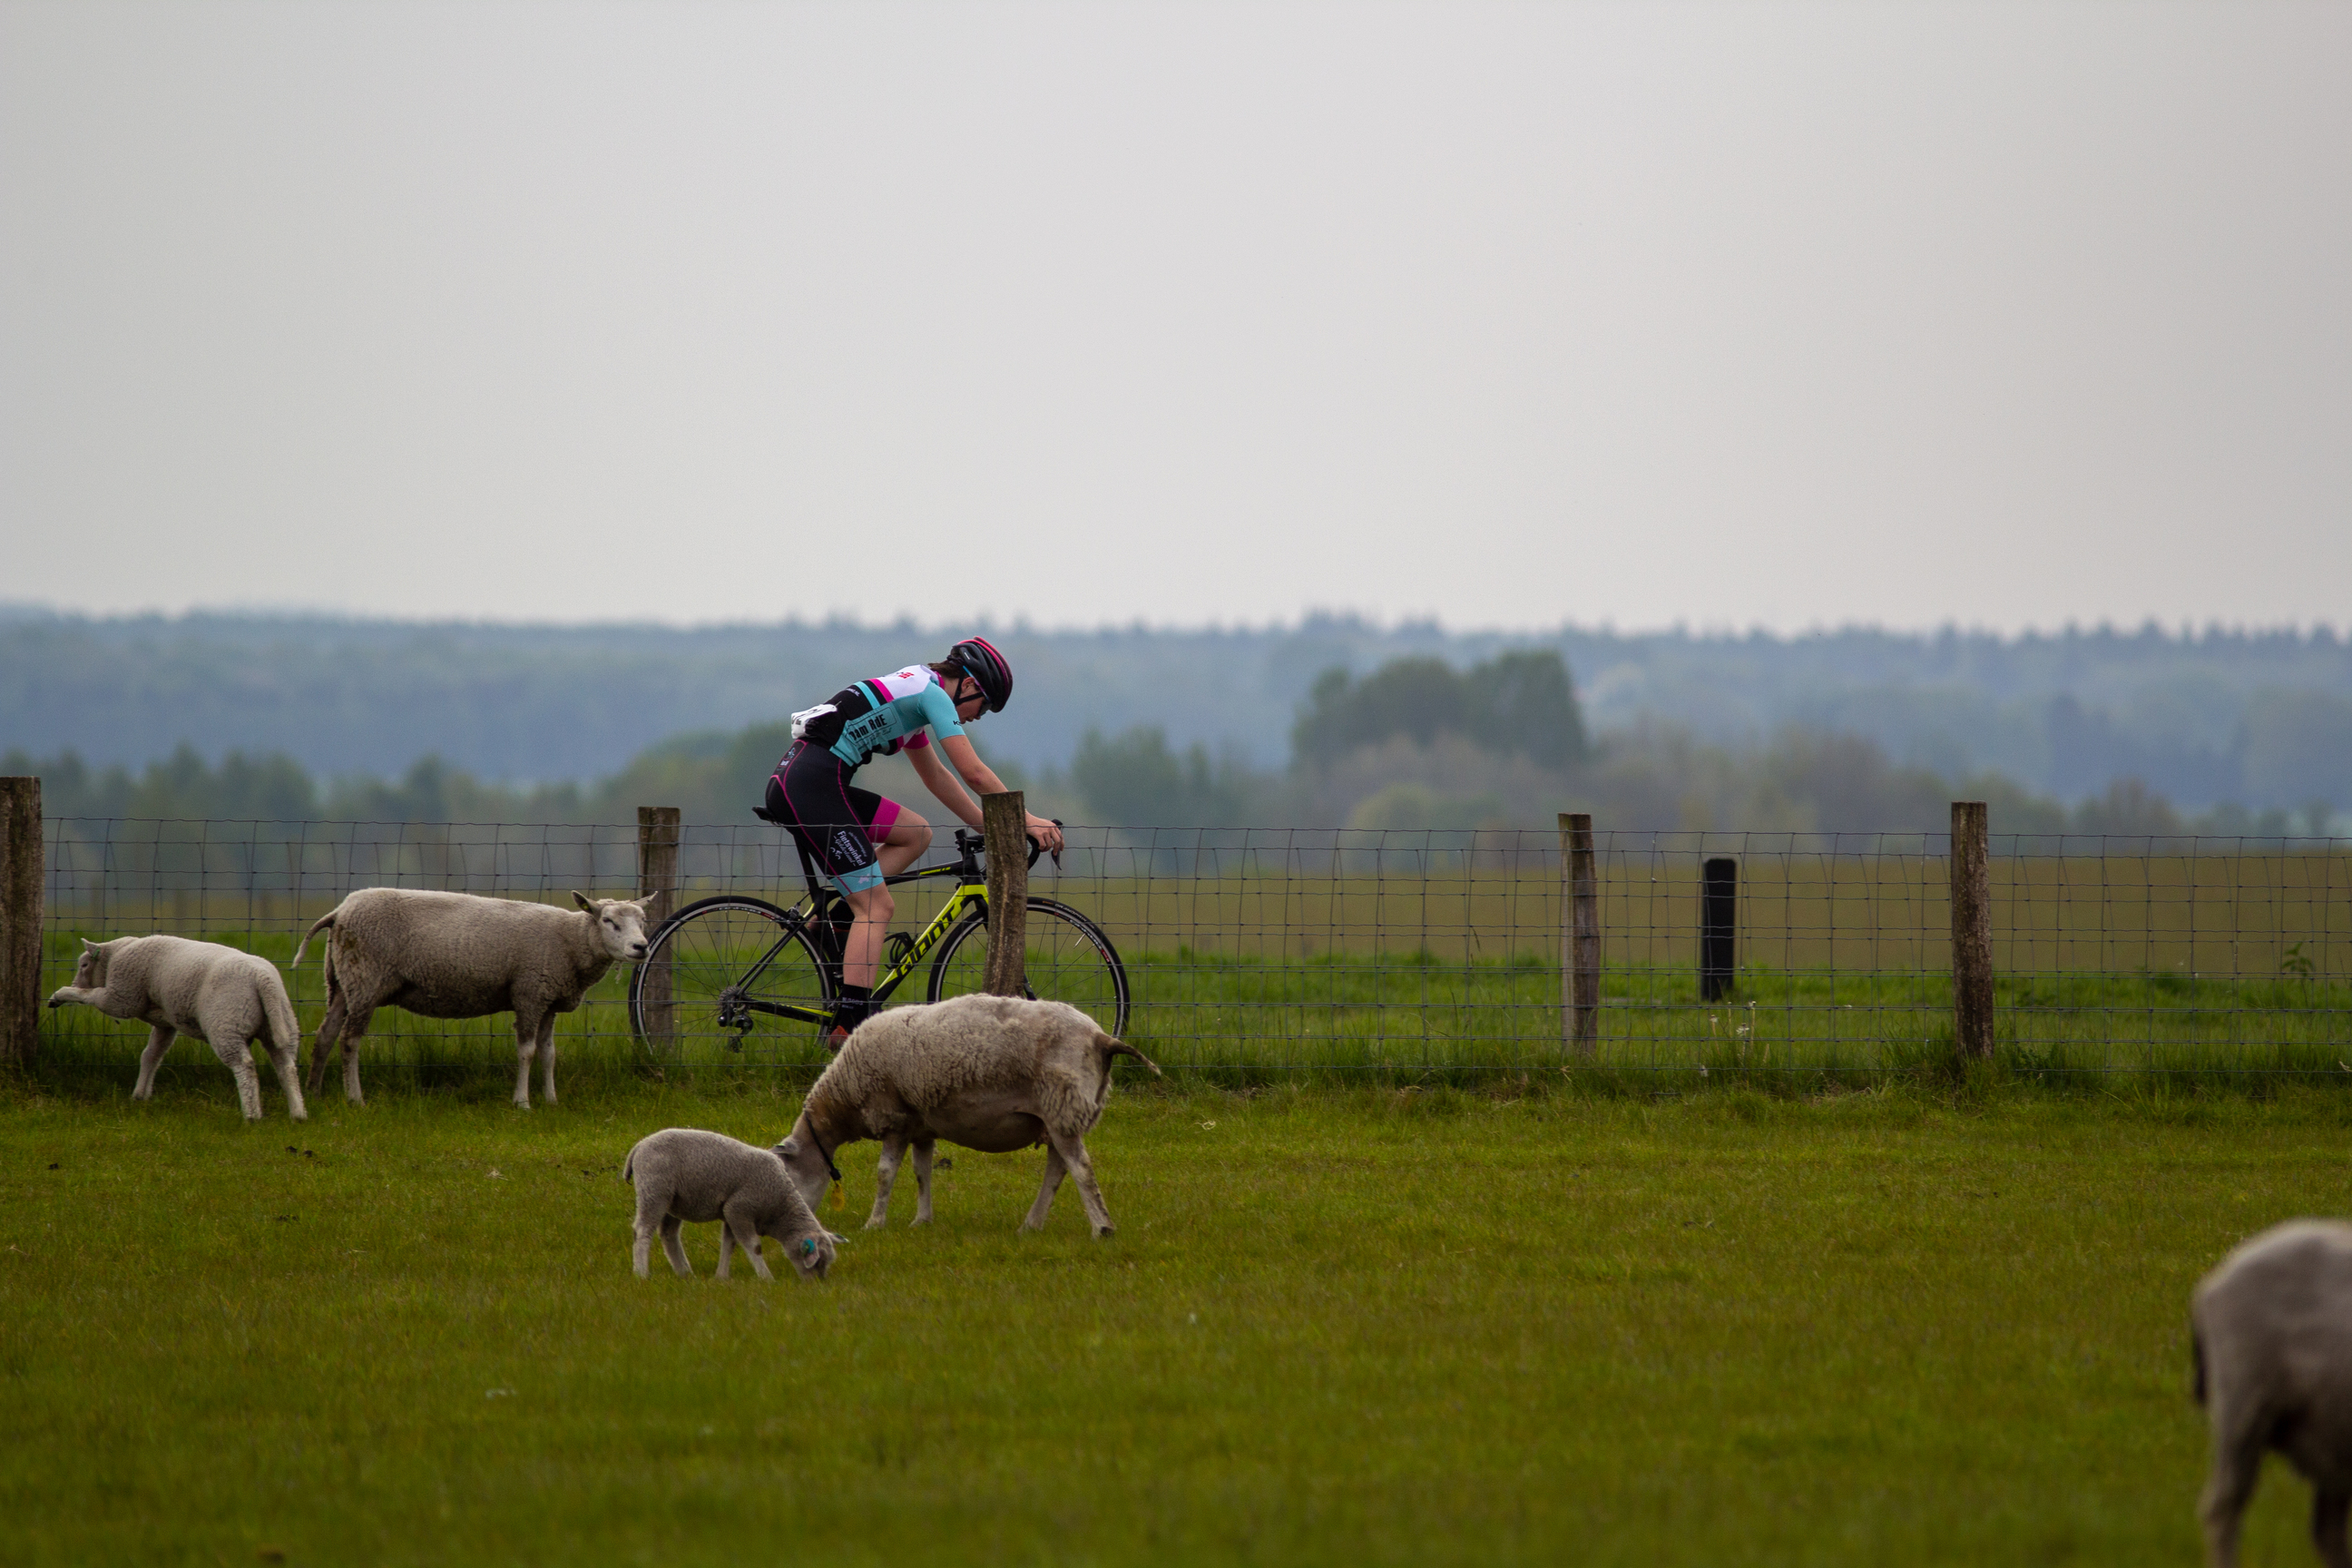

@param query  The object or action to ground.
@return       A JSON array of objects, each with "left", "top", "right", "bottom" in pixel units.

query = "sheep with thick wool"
[
  {"left": 292, "top": 888, "right": 647, "bottom": 1108},
  {"left": 622, "top": 1128, "right": 838, "bottom": 1281},
  {"left": 2193, "top": 1220, "right": 2352, "bottom": 1567},
  {"left": 777, "top": 994, "right": 1158, "bottom": 1238},
  {"left": 48, "top": 935, "right": 308, "bottom": 1122}
]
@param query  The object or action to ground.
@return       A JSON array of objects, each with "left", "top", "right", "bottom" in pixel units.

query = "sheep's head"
[
  {"left": 789, "top": 1230, "right": 837, "bottom": 1282},
  {"left": 573, "top": 893, "right": 651, "bottom": 961},
  {"left": 71, "top": 939, "right": 108, "bottom": 988}
]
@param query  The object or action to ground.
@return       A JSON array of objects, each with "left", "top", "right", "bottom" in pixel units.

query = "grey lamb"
[
  {"left": 2193, "top": 1219, "right": 2352, "bottom": 1567},
  {"left": 777, "top": 993, "right": 1159, "bottom": 1239},
  {"left": 622, "top": 1128, "right": 838, "bottom": 1281},
  {"left": 48, "top": 935, "right": 308, "bottom": 1122},
  {"left": 292, "top": 888, "right": 647, "bottom": 1108}
]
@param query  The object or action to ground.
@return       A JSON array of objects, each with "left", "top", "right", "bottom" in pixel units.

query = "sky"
[{"left": 2, "top": 1, "right": 2346, "bottom": 636}]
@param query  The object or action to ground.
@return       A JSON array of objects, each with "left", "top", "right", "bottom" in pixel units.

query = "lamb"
[
  {"left": 47, "top": 935, "right": 308, "bottom": 1122},
  {"left": 622, "top": 1128, "right": 838, "bottom": 1281},
  {"left": 2192, "top": 1220, "right": 2352, "bottom": 1567},
  {"left": 291, "top": 888, "right": 647, "bottom": 1108},
  {"left": 776, "top": 993, "right": 1159, "bottom": 1239}
]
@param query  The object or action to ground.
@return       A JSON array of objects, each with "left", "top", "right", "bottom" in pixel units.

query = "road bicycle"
[{"left": 629, "top": 813, "right": 1129, "bottom": 1059}]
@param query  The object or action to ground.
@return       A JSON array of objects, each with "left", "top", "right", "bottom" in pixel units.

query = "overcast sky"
[{"left": 3, "top": 1, "right": 2345, "bottom": 635}]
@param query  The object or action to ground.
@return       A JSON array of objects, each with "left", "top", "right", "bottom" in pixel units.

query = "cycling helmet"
[{"left": 945, "top": 635, "right": 1013, "bottom": 713}]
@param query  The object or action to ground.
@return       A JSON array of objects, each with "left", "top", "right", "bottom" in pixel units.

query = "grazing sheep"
[
  {"left": 47, "top": 935, "right": 308, "bottom": 1122},
  {"left": 2192, "top": 1220, "right": 2352, "bottom": 1567},
  {"left": 622, "top": 1128, "right": 838, "bottom": 1281},
  {"left": 291, "top": 888, "right": 647, "bottom": 1108},
  {"left": 777, "top": 994, "right": 1158, "bottom": 1239}
]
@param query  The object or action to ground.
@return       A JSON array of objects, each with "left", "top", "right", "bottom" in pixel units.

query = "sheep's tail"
[
  {"left": 622, "top": 1148, "right": 636, "bottom": 1185},
  {"left": 2191, "top": 1318, "right": 2207, "bottom": 1406},
  {"left": 1097, "top": 1032, "right": 1161, "bottom": 1077},
  {"left": 262, "top": 979, "right": 301, "bottom": 1061},
  {"left": 289, "top": 910, "right": 338, "bottom": 969}
]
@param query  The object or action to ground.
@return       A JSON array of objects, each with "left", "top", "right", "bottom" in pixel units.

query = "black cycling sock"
[{"left": 829, "top": 984, "right": 874, "bottom": 1034}]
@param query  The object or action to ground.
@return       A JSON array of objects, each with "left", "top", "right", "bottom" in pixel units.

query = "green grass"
[
  {"left": 5, "top": 1072, "right": 2352, "bottom": 1564},
  {"left": 36, "top": 923, "right": 2352, "bottom": 1088}
]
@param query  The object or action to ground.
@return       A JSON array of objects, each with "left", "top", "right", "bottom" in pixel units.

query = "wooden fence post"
[
  {"left": 635, "top": 807, "right": 681, "bottom": 1047},
  {"left": 1559, "top": 811, "right": 1599, "bottom": 1057},
  {"left": 1700, "top": 856, "right": 1738, "bottom": 1002},
  {"left": 982, "top": 791, "right": 1029, "bottom": 997},
  {"left": 1, "top": 777, "right": 42, "bottom": 1071},
  {"left": 1950, "top": 800, "right": 1994, "bottom": 1058}
]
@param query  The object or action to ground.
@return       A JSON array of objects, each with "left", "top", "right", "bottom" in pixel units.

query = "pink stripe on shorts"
[{"left": 867, "top": 798, "right": 901, "bottom": 843}]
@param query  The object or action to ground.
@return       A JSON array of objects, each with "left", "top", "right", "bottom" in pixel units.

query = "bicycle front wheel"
[
  {"left": 926, "top": 897, "right": 1130, "bottom": 1037},
  {"left": 632, "top": 896, "right": 834, "bottom": 1063}
]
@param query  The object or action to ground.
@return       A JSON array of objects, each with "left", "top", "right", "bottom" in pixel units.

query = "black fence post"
[
  {"left": 1700, "top": 856, "right": 1737, "bottom": 1002},
  {"left": 1558, "top": 812, "right": 1599, "bottom": 1057}
]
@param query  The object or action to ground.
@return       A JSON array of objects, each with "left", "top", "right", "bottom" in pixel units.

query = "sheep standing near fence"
[
  {"left": 47, "top": 935, "right": 308, "bottom": 1122},
  {"left": 292, "top": 888, "right": 648, "bottom": 1107},
  {"left": 2192, "top": 1219, "right": 2352, "bottom": 1568},
  {"left": 776, "top": 994, "right": 1158, "bottom": 1238}
]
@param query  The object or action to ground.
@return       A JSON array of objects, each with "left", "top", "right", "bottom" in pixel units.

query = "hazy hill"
[{"left": 3, "top": 607, "right": 2347, "bottom": 813}]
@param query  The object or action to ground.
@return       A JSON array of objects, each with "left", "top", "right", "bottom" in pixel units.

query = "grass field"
[
  {"left": 6, "top": 1069, "right": 2352, "bottom": 1565},
  {"left": 35, "top": 921, "right": 2352, "bottom": 1088}
]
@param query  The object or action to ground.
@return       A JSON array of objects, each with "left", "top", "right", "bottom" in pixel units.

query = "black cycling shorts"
[{"left": 766, "top": 741, "right": 899, "bottom": 894}]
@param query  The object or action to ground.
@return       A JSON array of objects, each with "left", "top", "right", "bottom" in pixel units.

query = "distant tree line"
[
  {"left": 4, "top": 646, "right": 2332, "bottom": 838},
  {"left": 7, "top": 609, "right": 2350, "bottom": 812}
]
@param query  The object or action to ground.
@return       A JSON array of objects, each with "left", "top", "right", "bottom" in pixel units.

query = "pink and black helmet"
[{"left": 945, "top": 636, "right": 1013, "bottom": 712}]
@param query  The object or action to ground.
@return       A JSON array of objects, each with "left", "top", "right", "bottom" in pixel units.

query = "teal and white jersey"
[{"left": 791, "top": 665, "right": 966, "bottom": 769}]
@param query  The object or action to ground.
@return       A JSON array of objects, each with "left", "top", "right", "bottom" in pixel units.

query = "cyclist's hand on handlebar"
[{"left": 1025, "top": 815, "right": 1063, "bottom": 857}]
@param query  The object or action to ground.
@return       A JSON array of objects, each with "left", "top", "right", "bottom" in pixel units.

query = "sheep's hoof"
[
  {"left": 862, "top": 1217, "right": 888, "bottom": 1230},
  {"left": 1094, "top": 1227, "right": 1116, "bottom": 1240}
]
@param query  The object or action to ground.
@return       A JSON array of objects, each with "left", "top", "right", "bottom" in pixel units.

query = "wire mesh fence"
[{"left": 27, "top": 814, "right": 2352, "bottom": 1082}]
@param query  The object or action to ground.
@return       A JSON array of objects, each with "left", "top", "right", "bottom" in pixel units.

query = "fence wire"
[{"left": 33, "top": 817, "right": 2352, "bottom": 1079}]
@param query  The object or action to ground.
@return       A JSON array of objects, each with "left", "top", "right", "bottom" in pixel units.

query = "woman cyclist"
[{"left": 766, "top": 636, "right": 1063, "bottom": 1045}]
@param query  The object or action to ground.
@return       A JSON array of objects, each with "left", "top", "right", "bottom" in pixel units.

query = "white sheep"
[
  {"left": 291, "top": 888, "right": 647, "bottom": 1108},
  {"left": 622, "top": 1128, "right": 838, "bottom": 1281},
  {"left": 777, "top": 994, "right": 1159, "bottom": 1239},
  {"left": 47, "top": 935, "right": 309, "bottom": 1122},
  {"left": 2192, "top": 1219, "right": 2352, "bottom": 1567}
]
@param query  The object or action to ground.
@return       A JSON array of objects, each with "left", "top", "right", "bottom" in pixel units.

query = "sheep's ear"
[
  {"left": 572, "top": 890, "right": 595, "bottom": 912},
  {"left": 777, "top": 1137, "right": 800, "bottom": 1157},
  {"left": 81, "top": 937, "right": 97, "bottom": 951}
]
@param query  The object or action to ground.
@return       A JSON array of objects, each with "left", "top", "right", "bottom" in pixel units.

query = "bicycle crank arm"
[{"left": 736, "top": 998, "right": 831, "bottom": 1024}]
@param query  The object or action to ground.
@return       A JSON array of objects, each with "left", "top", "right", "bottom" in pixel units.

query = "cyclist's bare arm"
[
  {"left": 909, "top": 742, "right": 979, "bottom": 828},
  {"left": 936, "top": 735, "right": 1063, "bottom": 854}
]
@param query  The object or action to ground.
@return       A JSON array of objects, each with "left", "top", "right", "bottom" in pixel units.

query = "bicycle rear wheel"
[
  {"left": 632, "top": 896, "right": 834, "bottom": 1063},
  {"left": 926, "top": 897, "right": 1130, "bottom": 1037}
]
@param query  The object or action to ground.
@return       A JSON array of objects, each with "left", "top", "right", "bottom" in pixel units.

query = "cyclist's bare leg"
[
  {"left": 840, "top": 883, "right": 895, "bottom": 991},
  {"left": 875, "top": 810, "right": 932, "bottom": 877}
]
